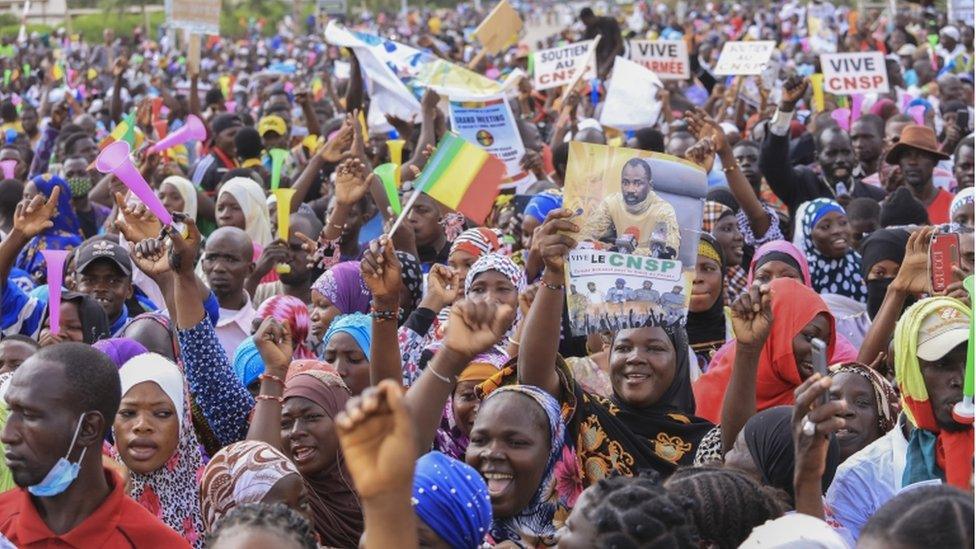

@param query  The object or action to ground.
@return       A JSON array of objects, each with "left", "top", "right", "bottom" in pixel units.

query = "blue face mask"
[{"left": 27, "top": 414, "right": 88, "bottom": 497}]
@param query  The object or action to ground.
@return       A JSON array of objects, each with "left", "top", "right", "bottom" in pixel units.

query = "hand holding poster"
[
  {"left": 819, "top": 52, "right": 890, "bottom": 95},
  {"left": 628, "top": 40, "right": 690, "bottom": 80},
  {"left": 448, "top": 96, "right": 536, "bottom": 192},
  {"left": 532, "top": 41, "right": 596, "bottom": 91},
  {"left": 562, "top": 142, "right": 707, "bottom": 334},
  {"left": 712, "top": 41, "right": 776, "bottom": 75}
]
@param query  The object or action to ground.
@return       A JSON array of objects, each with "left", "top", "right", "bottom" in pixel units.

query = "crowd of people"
[{"left": 0, "top": 0, "right": 973, "bottom": 547}]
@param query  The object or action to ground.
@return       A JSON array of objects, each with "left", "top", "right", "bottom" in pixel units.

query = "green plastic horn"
[
  {"left": 951, "top": 275, "right": 974, "bottom": 424},
  {"left": 269, "top": 148, "right": 288, "bottom": 191}
]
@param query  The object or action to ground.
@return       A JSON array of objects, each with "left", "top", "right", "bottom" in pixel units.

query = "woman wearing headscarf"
[
  {"left": 157, "top": 175, "right": 199, "bottom": 220},
  {"left": 702, "top": 200, "right": 749, "bottom": 303},
  {"left": 949, "top": 186, "right": 974, "bottom": 229},
  {"left": 216, "top": 176, "right": 273, "bottom": 247},
  {"left": 322, "top": 312, "right": 372, "bottom": 396},
  {"left": 693, "top": 277, "right": 856, "bottom": 424},
  {"left": 92, "top": 337, "right": 149, "bottom": 368},
  {"left": 110, "top": 353, "right": 206, "bottom": 546},
  {"left": 724, "top": 406, "right": 840, "bottom": 505},
  {"left": 199, "top": 440, "right": 305, "bottom": 533},
  {"left": 860, "top": 228, "right": 912, "bottom": 320},
  {"left": 517, "top": 220, "right": 715, "bottom": 482},
  {"left": 309, "top": 261, "right": 371, "bottom": 352},
  {"left": 37, "top": 290, "right": 111, "bottom": 346},
  {"left": 747, "top": 240, "right": 812, "bottom": 287},
  {"left": 256, "top": 295, "right": 315, "bottom": 360},
  {"left": 792, "top": 198, "right": 868, "bottom": 303},
  {"left": 688, "top": 234, "right": 731, "bottom": 371},
  {"left": 828, "top": 362, "right": 899, "bottom": 461},
  {"left": 521, "top": 192, "right": 562, "bottom": 251},
  {"left": 467, "top": 384, "right": 577, "bottom": 546},
  {"left": 15, "top": 175, "right": 83, "bottom": 283},
  {"left": 249, "top": 361, "right": 364, "bottom": 546},
  {"left": 412, "top": 452, "right": 493, "bottom": 549},
  {"left": 448, "top": 227, "right": 502, "bottom": 284},
  {"left": 433, "top": 351, "right": 509, "bottom": 460},
  {"left": 893, "top": 297, "right": 973, "bottom": 489}
]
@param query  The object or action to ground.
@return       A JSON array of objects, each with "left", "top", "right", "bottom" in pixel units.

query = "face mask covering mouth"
[{"left": 28, "top": 413, "right": 88, "bottom": 497}]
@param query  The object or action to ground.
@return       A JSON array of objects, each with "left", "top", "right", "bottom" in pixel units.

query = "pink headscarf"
[
  {"left": 256, "top": 295, "right": 316, "bottom": 359},
  {"left": 747, "top": 240, "right": 813, "bottom": 287}
]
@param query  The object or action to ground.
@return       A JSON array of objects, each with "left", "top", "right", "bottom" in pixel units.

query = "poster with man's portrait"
[{"left": 562, "top": 142, "right": 706, "bottom": 334}]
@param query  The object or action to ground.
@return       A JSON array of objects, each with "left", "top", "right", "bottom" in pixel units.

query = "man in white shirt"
[{"left": 201, "top": 226, "right": 256, "bottom": 358}]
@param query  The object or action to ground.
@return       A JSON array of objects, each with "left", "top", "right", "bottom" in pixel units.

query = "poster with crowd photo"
[
  {"left": 565, "top": 250, "right": 690, "bottom": 335},
  {"left": 448, "top": 95, "right": 536, "bottom": 192},
  {"left": 562, "top": 142, "right": 706, "bottom": 334}
]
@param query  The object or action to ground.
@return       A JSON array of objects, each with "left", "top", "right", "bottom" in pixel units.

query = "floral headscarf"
[
  {"left": 110, "top": 353, "right": 205, "bottom": 547},
  {"left": 311, "top": 262, "right": 372, "bottom": 314},
  {"left": 829, "top": 362, "right": 899, "bottom": 433},
  {"left": 792, "top": 199, "right": 867, "bottom": 302},
  {"left": 463, "top": 253, "right": 527, "bottom": 346},
  {"left": 199, "top": 440, "right": 302, "bottom": 532},
  {"left": 482, "top": 384, "right": 576, "bottom": 546},
  {"left": 256, "top": 295, "right": 315, "bottom": 359}
]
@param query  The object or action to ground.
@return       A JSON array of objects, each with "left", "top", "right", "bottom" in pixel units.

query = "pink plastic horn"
[
  {"left": 40, "top": 249, "right": 68, "bottom": 336},
  {"left": 908, "top": 105, "right": 926, "bottom": 126},
  {"left": 95, "top": 141, "right": 174, "bottom": 226},
  {"left": 830, "top": 108, "right": 852, "bottom": 132},
  {"left": 146, "top": 114, "right": 207, "bottom": 154},
  {"left": 0, "top": 159, "right": 16, "bottom": 180}
]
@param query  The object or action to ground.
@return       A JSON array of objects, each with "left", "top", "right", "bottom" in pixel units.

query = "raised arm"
[
  {"left": 110, "top": 58, "right": 127, "bottom": 123},
  {"left": 405, "top": 299, "right": 513, "bottom": 454},
  {"left": 858, "top": 228, "right": 932, "bottom": 366},
  {"left": 295, "top": 87, "right": 322, "bottom": 140},
  {"left": 246, "top": 317, "right": 293, "bottom": 451},
  {"left": 758, "top": 76, "right": 808, "bottom": 212},
  {"left": 516, "top": 209, "right": 578, "bottom": 398},
  {"left": 687, "top": 109, "right": 771, "bottom": 237},
  {"left": 720, "top": 284, "right": 772, "bottom": 453},
  {"left": 791, "top": 374, "right": 847, "bottom": 519},
  {"left": 360, "top": 236, "right": 404, "bottom": 386}
]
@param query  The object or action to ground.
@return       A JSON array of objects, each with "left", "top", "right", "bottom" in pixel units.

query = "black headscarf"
[
  {"left": 47, "top": 291, "right": 111, "bottom": 344},
  {"left": 688, "top": 234, "right": 727, "bottom": 368},
  {"left": 743, "top": 406, "right": 840, "bottom": 503},
  {"left": 860, "top": 228, "right": 912, "bottom": 319}
]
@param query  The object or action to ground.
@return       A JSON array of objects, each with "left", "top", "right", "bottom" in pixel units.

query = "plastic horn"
[
  {"left": 273, "top": 188, "right": 296, "bottom": 274},
  {"left": 40, "top": 250, "right": 68, "bottom": 336},
  {"left": 153, "top": 120, "right": 169, "bottom": 140},
  {"left": 830, "top": 108, "right": 851, "bottom": 132},
  {"left": 810, "top": 74, "right": 825, "bottom": 112},
  {"left": 269, "top": 148, "right": 288, "bottom": 191},
  {"left": 387, "top": 139, "right": 405, "bottom": 188},
  {"left": 0, "top": 159, "right": 16, "bottom": 179},
  {"left": 146, "top": 114, "right": 206, "bottom": 154},
  {"left": 850, "top": 94, "right": 864, "bottom": 123},
  {"left": 908, "top": 105, "right": 926, "bottom": 126},
  {"left": 95, "top": 141, "right": 174, "bottom": 226},
  {"left": 952, "top": 275, "right": 975, "bottom": 424}
]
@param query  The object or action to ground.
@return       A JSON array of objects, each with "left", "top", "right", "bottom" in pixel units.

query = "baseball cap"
[
  {"left": 897, "top": 44, "right": 917, "bottom": 57},
  {"left": 916, "top": 306, "right": 969, "bottom": 362},
  {"left": 258, "top": 115, "right": 287, "bottom": 137},
  {"left": 75, "top": 239, "right": 132, "bottom": 277}
]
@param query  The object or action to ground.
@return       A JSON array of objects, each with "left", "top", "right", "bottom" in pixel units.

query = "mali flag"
[{"left": 412, "top": 133, "right": 505, "bottom": 224}]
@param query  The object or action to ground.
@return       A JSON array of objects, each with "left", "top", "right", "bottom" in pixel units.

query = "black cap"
[{"left": 75, "top": 239, "right": 132, "bottom": 277}]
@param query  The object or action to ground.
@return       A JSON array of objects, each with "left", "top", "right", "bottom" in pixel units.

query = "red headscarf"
[{"left": 692, "top": 278, "right": 837, "bottom": 423}]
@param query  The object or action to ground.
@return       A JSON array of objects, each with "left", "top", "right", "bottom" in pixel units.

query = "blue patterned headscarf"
[
  {"left": 323, "top": 313, "right": 372, "bottom": 356},
  {"left": 14, "top": 175, "right": 83, "bottom": 283},
  {"left": 233, "top": 336, "right": 264, "bottom": 388},
  {"left": 412, "top": 452, "right": 492, "bottom": 549},
  {"left": 792, "top": 198, "right": 867, "bottom": 302},
  {"left": 482, "top": 384, "right": 574, "bottom": 546}
]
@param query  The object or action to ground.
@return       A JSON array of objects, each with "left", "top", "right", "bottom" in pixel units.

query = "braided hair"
[
  {"left": 205, "top": 503, "right": 317, "bottom": 549},
  {"left": 861, "top": 485, "right": 973, "bottom": 548},
  {"left": 663, "top": 466, "right": 788, "bottom": 549},
  {"left": 580, "top": 473, "right": 699, "bottom": 549}
]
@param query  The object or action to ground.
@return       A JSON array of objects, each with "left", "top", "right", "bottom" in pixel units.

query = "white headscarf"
[
  {"left": 119, "top": 353, "right": 186, "bottom": 429},
  {"left": 739, "top": 514, "right": 848, "bottom": 548},
  {"left": 160, "top": 175, "right": 198, "bottom": 220},
  {"left": 218, "top": 177, "right": 273, "bottom": 247},
  {"left": 950, "top": 186, "right": 974, "bottom": 222}
]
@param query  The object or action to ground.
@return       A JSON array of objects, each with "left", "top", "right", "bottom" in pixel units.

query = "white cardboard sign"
[
  {"left": 712, "top": 41, "right": 776, "bottom": 75},
  {"left": 820, "top": 52, "right": 891, "bottom": 95},
  {"left": 532, "top": 41, "right": 596, "bottom": 91},
  {"left": 628, "top": 40, "right": 690, "bottom": 80}
]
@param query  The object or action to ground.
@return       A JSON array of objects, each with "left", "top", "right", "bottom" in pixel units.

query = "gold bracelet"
[{"left": 507, "top": 336, "right": 520, "bottom": 346}]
